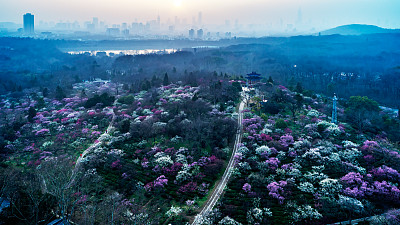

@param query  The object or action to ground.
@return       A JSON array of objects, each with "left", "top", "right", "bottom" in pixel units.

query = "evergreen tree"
[
  {"left": 268, "top": 76, "right": 274, "bottom": 84},
  {"left": 296, "top": 82, "right": 303, "bottom": 93},
  {"left": 28, "top": 107, "right": 37, "bottom": 122},
  {"left": 55, "top": 86, "right": 66, "bottom": 100},
  {"left": 120, "top": 120, "right": 130, "bottom": 133},
  {"left": 141, "top": 79, "right": 151, "bottom": 91},
  {"left": 36, "top": 97, "right": 45, "bottom": 109},
  {"left": 42, "top": 87, "right": 49, "bottom": 97},
  {"left": 151, "top": 75, "right": 158, "bottom": 87},
  {"left": 163, "top": 73, "right": 169, "bottom": 86}
]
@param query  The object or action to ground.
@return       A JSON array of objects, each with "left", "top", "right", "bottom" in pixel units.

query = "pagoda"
[{"left": 246, "top": 71, "right": 262, "bottom": 85}]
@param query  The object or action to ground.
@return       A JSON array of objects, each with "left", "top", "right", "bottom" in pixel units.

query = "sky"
[{"left": 0, "top": 0, "right": 399, "bottom": 30}]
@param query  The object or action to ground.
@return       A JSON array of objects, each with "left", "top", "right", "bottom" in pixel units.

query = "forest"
[{"left": 0, "top": 35, "right": 400, "bottom": 224}]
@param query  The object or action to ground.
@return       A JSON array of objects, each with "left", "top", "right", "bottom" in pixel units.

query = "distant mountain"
[{"left": 320, "top": 24, "right": 400, "bottom": 35}]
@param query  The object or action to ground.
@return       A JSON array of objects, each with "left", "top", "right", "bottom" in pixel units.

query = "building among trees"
[{"left": 246, "top": 71, "right": 262, "bottom": 86}]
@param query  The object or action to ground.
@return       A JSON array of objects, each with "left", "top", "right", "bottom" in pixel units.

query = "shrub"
[
  {"left": 118, "top": 95, "right": 135, "bottom": 104},
  {"left": 275, "top": 119, "right": 288, "bottom": 129},
  {"left": 85, "top": 93, "right": 115, "bottom": 108}
]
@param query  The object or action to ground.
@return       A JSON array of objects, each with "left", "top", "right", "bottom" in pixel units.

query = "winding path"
[
  {"left": 192, "top": 99, "right": 245, "bottom": 224},
  {"left": 71, "top": 106, "right": 117, "bottom": 178}
]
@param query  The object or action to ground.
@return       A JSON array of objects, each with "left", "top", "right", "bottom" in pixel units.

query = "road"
[{"left": 192, "top": 99, "right": 245, "bottom": 224}]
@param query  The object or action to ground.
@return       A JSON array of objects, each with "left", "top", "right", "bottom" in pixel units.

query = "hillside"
[{"left": 320, "top": 24, "right": 400, "bottom": 35}]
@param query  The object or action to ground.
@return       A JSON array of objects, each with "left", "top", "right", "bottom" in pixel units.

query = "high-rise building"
[
  {"left": 106, "top": 28, "right": 120, "bottom": 36},
  {"left": 296, "top": 7, "right": 303, "bottom": 27},
  {"left": 197, "top": 29, "right": 203, "bottom": 39},
  {"left": 198, "top": 12, "right": 202, "bottom": 25},
  {"left": 122, "top": 23, "right": 127, "bottom": 30},
  {"left": 23, "top": 13, "right": 34, "bottom": 34},
  {"left": 122, "top": 29, "right": 130, "bottom": 36},
  {"left": 87, "top": 23, "right": 95, "bottom": 31},
  {"left": 92, "top": 17, "right": 99, "bottom": 29},
  {"left": 175, "top": 16, "right": 180, "bottom": 26},
  {"left": 189, "top": 29, "right": 195, "bottom": 38}
]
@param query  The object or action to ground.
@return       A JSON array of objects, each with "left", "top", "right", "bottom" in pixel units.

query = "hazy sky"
[{"left": 1, "top": 0, "right": 399, "bottom": 29}]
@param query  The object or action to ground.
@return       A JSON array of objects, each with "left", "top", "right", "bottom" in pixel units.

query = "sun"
[{"left": 174, "top": 0, "right": 182, "bottom": 7}]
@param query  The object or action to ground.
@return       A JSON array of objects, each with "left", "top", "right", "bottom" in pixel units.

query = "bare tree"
[{"left": 38, "top": 155, "right": 80, "bottom": 221}]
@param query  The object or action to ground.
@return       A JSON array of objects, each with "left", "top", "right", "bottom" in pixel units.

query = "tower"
[
  {"left": 23, "top": 13, "right": 34, "bottom": 34},
  {"left": 332, "top": 94, "right": 338, "bottom": 124}
]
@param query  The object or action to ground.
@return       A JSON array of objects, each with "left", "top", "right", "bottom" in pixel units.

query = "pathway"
[
  {"left": 192, "top": 99, "right": 245, "bottom": 224},
  {"left": 70, "top": 105, "right": 117, "bottom": 181}
]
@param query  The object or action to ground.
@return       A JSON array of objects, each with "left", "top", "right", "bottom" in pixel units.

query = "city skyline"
[{"left": 0, "top": 0, "right": 399, "bottom": 32}]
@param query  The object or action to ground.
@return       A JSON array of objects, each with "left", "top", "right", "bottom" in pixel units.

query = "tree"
[
  {"left": 21, "top": 173, "right": 50, "bottom": 224},
  {"left": 275, "top": 119, "right": 288, "bottom": 129},
  {"left": 91, "top": 60, "right": 100, "bottom": 76},
  {"left": 42, "top": 87, "right": 49, "bottom": 97},
  {"left": 163, "top": 73, "right": 170, "bottom": 86},
  {"left": 192, "top": 93, "right": 199, "bottom": 102},
  {"left": 55, "top": 86, "right": 66, "bottom": 101},
  {"left": 120, "top": 120, "right": 130, "bottom": 133},
  {"left": 295, "top": 82, "right": 303, "bottom": 93},
  {"left": 268, "top": 76, "right": 274, "bottom": 84},
  {"left": 84, "top": 93, "right": 115, "bottom": 108},
  {"left": 345, "top": 96, "right": 380, "bottom": 132},
  {"left": 80, "top": 89, "right": 87, "bottom": 102},
  {"left": 338, "top": 195, "right": 364, "bottom": 221},
  {"left": 141, "top": 79, "right": 151, "bottom": 91},
  {"left": 287, "top": 93, "right": 304, "bottom": 120},
  {"left": 232, "top": 81, "right": 242, "bottom": 92},
  {"left": 151, "top": 75, "right": 159, "bottom": 87},
  {"left": 36, "top": 97, "right": 45, "bottom": 109},
  {"left": 38, "top": 156, "right": 79, "bottom": 221},
  {"left": 28, "top": 107, "right": 37, "bottom": 122}
]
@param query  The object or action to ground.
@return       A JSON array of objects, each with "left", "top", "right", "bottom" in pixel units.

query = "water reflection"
[{"left": 67, "top": 49, "right": 177, "bottom": 56}]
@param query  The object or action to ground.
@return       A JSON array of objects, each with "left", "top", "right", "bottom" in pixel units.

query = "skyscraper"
[
  {"left": 23, "top": 13, "right": 34, "bottom": 34},
  {"left": 197, "top": 29, "right": 203, "bottom": 39},
  {"left": 198, "top": 12, "right": 202, "bottom": 25},
  {"left": 92, "top": 17, "right": 99, "bottom": 29},
  {"left": 296, "top": 7, "right": 303, "bottom": 27},
  {"left": 189, "top": 29, "right": 195, "bottom": 38}
]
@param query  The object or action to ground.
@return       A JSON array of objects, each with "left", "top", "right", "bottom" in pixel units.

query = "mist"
[{"left": 1, "top": 0, "right": 399, "bottom": 32}]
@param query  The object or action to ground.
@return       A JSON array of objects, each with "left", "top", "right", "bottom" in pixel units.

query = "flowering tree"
[
  {"left": 267, "top": 180, "right": 287, "bottom": 204},
  {"left": 242, "top": 183, "right": 251, "bottom": 193}
]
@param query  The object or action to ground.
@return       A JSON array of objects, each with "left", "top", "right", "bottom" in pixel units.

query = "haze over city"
[{"left": 1, "top": 0, "right": 399, "bottom": 36}]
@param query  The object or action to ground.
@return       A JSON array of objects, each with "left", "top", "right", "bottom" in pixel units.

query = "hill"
[{"left": 320, "top": 24, "right": 400, "bottom": 35}]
